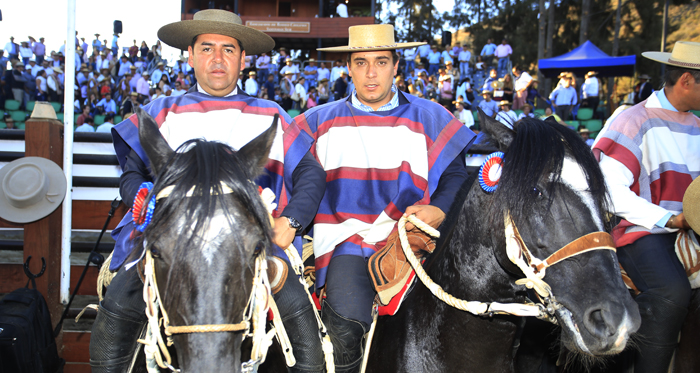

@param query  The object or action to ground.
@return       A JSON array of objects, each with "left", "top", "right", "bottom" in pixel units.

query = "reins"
[{"left": 396, "top": 213, "right": 616, "bottom": 322}]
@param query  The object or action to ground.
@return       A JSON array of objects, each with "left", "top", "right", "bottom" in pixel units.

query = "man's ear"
[{"left": 187, "top": 46, "right": 194, "bottom": 68}]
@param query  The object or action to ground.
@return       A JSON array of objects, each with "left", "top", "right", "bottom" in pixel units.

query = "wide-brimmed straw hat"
[
  {"left": 158, "top": 9, "right": 275, "bottom": 55},
  {"left": 318, "top": 24, "right": 425, "bottom": 52},
  {"left": 684, "top": 177, "right": 700, "bottom": 231},
  {"left": 586, "top": 71, "right": 598, "bottom": 77},
  {"left": 643, "top": 41, "right": 700, "bottom": 70},
  {"left": 481, "top": 90, "right": 492, "bottom": 95},
  {"left": 498, "top": 100, "right": 511, "bottom": 106},
  {"left": 0, "top": 157, "right": 67, "bottom": 223}
]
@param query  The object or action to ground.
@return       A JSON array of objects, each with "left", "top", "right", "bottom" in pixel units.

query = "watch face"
[{"left": 287, "top": 217, "right": 302, "bottom": 232}]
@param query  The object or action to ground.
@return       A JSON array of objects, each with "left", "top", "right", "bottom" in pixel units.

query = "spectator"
[
  {"left": 317, "top": 62, "right": 330, "bottom": 83},
  {"left": 76, "top": 105, "right": 91, "bottom": 126},
  {"left": 317, "top": 77, "right": 330, "bottom": 104},
  {"left": 453, "top": 101, "right": 474, "bottom": 126},
  {"left": 139, "top": 41, "right": 149, "bottom": 59},
  {"left": 517, "top": 103, "right": 535, "bottom": 120},
  {"left": 542, "top": 106, "right": 565, "bottom": 124},
  {"left": 526, "top": 77, "right": 545, "bottom": 107},
  {"left": 263, "top": 73, "right": 276, "bottom": 102},
  {"left": 445, "top": 60, "right": 459, "bottom": 83},
  {"left": 0, "top": 50, "right": 8, "bottom": 78},
  {"left": 494, "top": 39, "right": 512, "bottom": 77},
  {"left": 26, "top": 59, "right": 40, "bottom": 77},
  {"left": 84, "top": 92, "right": 99, "bottom": 114},
  {"left": 414, "top": 62, "right": 427, "bottom": 79},
  {"left": 256, "top": 51, "right": 270, "bottom": 84},
  {"left": 3, "top": 114, "right": 17, "bottom": 129},
  {"left": 75, "top": 115, "right": 95, "bottom": 132},
  {"left": 635, "top": 74, "right": 653, "bottom": 104},
  {"left": 496, "top": 100, "right": 517, "bottom": 128},
  {"left": 480, "top": 38, "right": 497, "bottom": 68},
  {"left": 151, "top": 86, "right": 165, "bottom": 101},
  {"left": 512, "top": 65, "right": 532, "bottom": 110},
  {"left": 280, "top": 70, "right": 295, "bottom": 110},
  {"left": 19, "top": 41, "right": 34, "bottom": 66},
  {"left": 80, "top": 37, "right": 88, "bottom": 55},
  {"left": 427, "top": 45, "right": 441, "bottom": 77},
  {"left": 441, "top": 46, "right": 453, "bottom": 65},
  {"left": 30, "top": 36, "right": 46, "bottom": 64},
  {"left": 129, "top": 40, "right": 139, "bottom": 62},
  {"left": 22, "top": 62, "right": 36, "bottom": 104},
  {"left": 157, "top": 74, "right": 171, "bottom": 96},
  {"left": 303, "top": 58, "right": 318, "bottom": 90},
  {"left": 120, "top": 91, "right": 140, "bottom": 115},
  {"left": 151, "top": 62, "right": 168, "bottom": 86},
  {"left": 294, "top": 76, "right": 307, "bottom": 110},
  {"left": 458, "top": 43, "right": 472, "bottom": 79},
  {"left": 395, "top": 75, "right": 407, "bottom": 92},
  {"left": 404, "top": 46, "right": 416, "bottom": 75},
  {"left": 170, "top": 81, "right": 187, "bottom": 97},
  {"left": 307, "top": 86, "right": 318, "bottom": 109},
  {"left": 501, "top": 74, "right": 514, "bottom": 103},
  {"left": 111, "top": 33, "right": 119, "bottom": 57},
  {"left": 35, "top": 69, "right": 48, "bottom": 101},
  {"left": 117, "top": 55, "right": 133, "bottom": 80},
  {"left": 280, "top": 57, "right": 299, "bottom": 82},
  {"left": 136, "top": 70, "right": 150, "bottom": 97},
  {"left": 96, "top": 92, "right": 117, "bottom": 114},
  {"left": 5, "top": 37, "right": 19, "bottom": 62},
  {"left": 96, "top": 113, "right": 115, "bottom": 133},
  {"left": 438, "top": 68, "right": 454, "bottom": 108},
  {"left": 549, "top": 74, "right": 577, "bottom": 120},
  {"left": 417, "top": 38, "right": 431, "bottom": 66},
  {"left": 482, "top": 68, "right": 497, "bottom": 92},
  {"left": 478, "top": 90, "right": 498, "bottom": 117},
  {"left": 6, "top": 61, "right": 26, "bottom": 105},
  {"left": 581, "top": 71, "right": 600, "bottom": 114},
  {"left": 577, "top": 126, "right": 594, "bottom": 147},
  {"left": 336, "top": 0, "right": 348, "bottom": 17},
  {"left": 245, "top": 70, "right": 259, "bottom": 96},
  {"left": 333, "top": 70, "right": 348, "bottom": 101},
  {"left": 92, "top": 33, "right": 102, "bottom": 54}
]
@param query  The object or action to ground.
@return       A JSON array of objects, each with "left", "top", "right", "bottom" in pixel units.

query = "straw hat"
[
  {"left": 643, "top": 41, "right": 700, "bottom": 70},
  {"left": 586, "top": 71, "right": 598, "bottom": 77},
  {"left": 684, "top": 177, "right": 700, "bottom": 231},
  {"left": 157, "top": 9, "right": 275, "bottom": 55},
  {"left": 249, "top": 70, "right": 257, "bottom": 75},
  {"left": 578, "top": 127, "right": 591, "bottom": 134},
  {"left": 481, "top": 90, "right": 492, "bottom": 95},
  {"left": 318, "top": 24, "right": 425, "bottom": 52},
  {"left": 498, "top": 100, "right": 511, "bottom": 106},
  {"left": 0, "top": 157, "right": 67, "bottom": 223},
  {"left": 491, "top": 80, "right": 504, "bottom": 89},
  {"left": 52, "top": 67, "right": 63, "bottom": 74}
]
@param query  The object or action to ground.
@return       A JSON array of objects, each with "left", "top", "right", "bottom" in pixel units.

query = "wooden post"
[{"left": 22, "top": 117, "right": 65, "bottom": 334}]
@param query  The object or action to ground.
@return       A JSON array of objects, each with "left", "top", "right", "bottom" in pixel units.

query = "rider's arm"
[
  {"left": 280, "top": 150, "right": 327, "bottom": 230},
  {"left": 119, "top": 148, "right": 151, "bottom": 206},
  {"left": 429, "top": 152, "right": 469, "bottom": 216}
]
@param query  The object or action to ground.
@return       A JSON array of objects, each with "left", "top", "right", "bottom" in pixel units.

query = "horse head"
[
  {"left": 135, "top": 107, "right": 277, "bottom": 372},
  {"left": 478, "top": 111, "right": 641, "bottom": 358}
]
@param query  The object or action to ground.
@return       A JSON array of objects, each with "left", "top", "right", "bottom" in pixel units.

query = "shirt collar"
[
  {"left": 350, "top": 84, "right": 399, "bottom": 112},
  {"left": 656, "top": 88, "right": 679, "bottom": 112},
  {"left": 196, "top": 83, "right": 238, "bottom": 97}
]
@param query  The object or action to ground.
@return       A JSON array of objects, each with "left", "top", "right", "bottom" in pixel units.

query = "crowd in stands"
[{"left": 0, "top": 32, "right": 615, "bottom": 142}]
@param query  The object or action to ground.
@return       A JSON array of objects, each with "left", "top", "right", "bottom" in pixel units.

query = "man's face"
[
  {"left": 487, "top": 39, "right": 492, "bottom": 44},
  {"left": 321, "top": 62, "right": 327, "bottom": 68},
  {"left": 483, "top": 94, "right": 491, "bottom": 101},
  {"left": 512, "top": 67, "right": 519, "bottom": 76},
  {"left": 490, "top": 69, "right": 497, "bottom": 78},
  {"left": 105, "top": 94, "right": 111, "bottom": 101},
  {"left": 563, "top": 78, "right": 571, "bottom": 88},
  {"left": 348, "top": 50, "right": 398, "bottom": 110},
  {"left": 188, "top": 33, "right": 245, "bottom": 97},
  {"left": 502, "top": 39, "right": 507, "bottom": 45}
]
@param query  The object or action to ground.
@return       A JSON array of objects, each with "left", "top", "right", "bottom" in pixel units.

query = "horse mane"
[
  {"left": 139, "top": 139, "right": 273, "bottom": 266},
  {"left": 494, "top": 117, "right": 610, "bottom": 229}
]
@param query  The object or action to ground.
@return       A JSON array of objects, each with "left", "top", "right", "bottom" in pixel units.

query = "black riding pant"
[{"left": 324, "top": 255, "right": 376, "bottom": 328}]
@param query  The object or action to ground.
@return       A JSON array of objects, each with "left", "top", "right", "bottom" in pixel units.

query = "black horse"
[
  {"left": 131, "top": 107, "right": 277, "bottom": 372},
  {"left": 364, "top": 113, "right": 641, "bottom": 372}
]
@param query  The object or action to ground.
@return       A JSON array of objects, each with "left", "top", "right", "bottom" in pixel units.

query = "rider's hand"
[
  {"left": 667, "top": 213, "right": 691, "bottom": 230},
  {"left": 272, "top": 217, "right": 296, "bottom": 249},
  {"left": 404, "top": 205, "right": 445, "bottom": 231}
]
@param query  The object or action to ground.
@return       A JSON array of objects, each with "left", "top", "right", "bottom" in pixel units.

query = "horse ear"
[
  {"left": 478, "top": 108, "right": 515, "bottom": 150},
  {"left": 237, "top": 114, "right": 278, "bottom": 176},
  {"left": 136, "top": 106, "right": 173, "bottom": 176}
]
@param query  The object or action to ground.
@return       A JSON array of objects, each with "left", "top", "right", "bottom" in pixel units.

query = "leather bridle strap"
[{"left": 533, "top": 232, "right": 616, "bottom": 274}]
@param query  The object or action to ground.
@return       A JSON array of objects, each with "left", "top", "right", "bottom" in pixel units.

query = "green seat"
[
  {"left": 4, "top": 99, "right": 20, "bottom": 111},
  {"left": 0, "top": 122, "right": 6, "bottom": 129},
  {"left": 10, "top": 111, "right": 26, "bottom": 122},
  {"left": 691, "top": 110, "right": 700, "bottom": 118},
  {"left": 114, "top": 115, "right": 123, "bottom": 124},
  {"left": 576, "top": 108, "right": 594, "bottom": 121},
  {"left": 287, "top": 109, "right": 301, "bottom": 118},
  {"left": 56, "top": 113, "right": 64, "bottom": 122},
  {"left": 472, "top": 110, "right": 480, "bottom": 123},
  {"left": 564, "top": 120, "right": 579, "bottom": 130},
  {"left": 15, "top": 122, "right": 25, "bottom": 130},
  {"left": 26, "top": 101, "right": 36, "bottom": 112},
  {"left": 94, "top": 115, "right": 106, "bottom": 125},
  {"left": 513, "top": 109, "right": 523, "bottom": 117},
  {"left": 534, "top": 108, "right": 545, "bottom": 117},
  {"left": 50, "top": 101, "right": 62, "bottom": 113},
  {"left": 583, "top": 119, "right": 603, "bottom": 133}
]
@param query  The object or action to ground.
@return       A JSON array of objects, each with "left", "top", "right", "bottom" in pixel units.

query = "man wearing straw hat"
[
  {"left": 296, "top": 24, "right": 475, "bottom": 372},
  {"left": 90, "top": 10, "right": 328, "bottom": 373},
  {"left": 593, "top": 41, "right": 700, "bottom": 372}
]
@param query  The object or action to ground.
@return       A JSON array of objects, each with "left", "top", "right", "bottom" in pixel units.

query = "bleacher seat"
[
  {"left": 114, "top": 115, "right": 123, "bottom": 124},
  {"left": 26, "top": 101, "right": 36, "bottom": 112},
  {"left": 15, "top": 122, "right": 25, "bottom": 130},
  {"left": 564, "top": 120, "right": 579, "bottom": 130},
  {"left": 56, "top": 113, "right": 64, "bottom": 122},
  {"left": 513, "top": 109, "right": 523, "bottom": 117},
  {"left": 4, "top": 99, "right": 20, "bottom": 111},
  {"left": 472, "top": 110, "right": 479, "bottom": 124},
  {"left": 534, "top": 108, "right": 545, "bottom": 117},
  {"left": 691, "top": 110, "right": 700, "bottom": 117},
  {"left": 582, "top": 119, "right": 603, "bottom": 133},
  {"left": 50, "top": 102, "right": 62, "bottom": 113},
  {"left": 0, "top": 122, "right": 5, "bottom": 129},
  {"left": 94, "top": 115, "right": 106, "bottom": 125},
  {"left": 10, "top": 111, "right": 26, "bottom": 122},
  {"left": 576, "top": 108, "right": 594, "bottom": 121},
  {"left": 287, "top": 109, "right": 301, "bottom": 118}
]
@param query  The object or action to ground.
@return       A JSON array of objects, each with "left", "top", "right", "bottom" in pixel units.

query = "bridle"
[{"left": 137, "top": 181, "right": 276, "bottom": 373}]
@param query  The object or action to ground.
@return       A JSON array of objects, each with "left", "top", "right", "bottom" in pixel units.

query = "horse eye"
[
  {"left": 254, "top": 241, "right": 265, "bottom": 253},
  {"left": 150, "top": 247, "right": 161, "bottom": 258}
]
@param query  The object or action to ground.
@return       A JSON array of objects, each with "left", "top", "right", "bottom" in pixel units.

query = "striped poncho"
[
  {"left": 295, "top": 94, "right": 475, "bottom": 288},
  {"left": 594, "top": 91, "right": 700, "bottom": 247},
  {"left": 109, "top": 91, "right": 312, "bottom": 270}
]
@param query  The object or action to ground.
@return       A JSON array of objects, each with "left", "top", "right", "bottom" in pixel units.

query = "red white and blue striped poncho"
[
  {"left": 294, "top": 94, "right": 475, "bottom": 289},
  {"left": 109, "top": 92, "right": 312, "bottom": 270}
]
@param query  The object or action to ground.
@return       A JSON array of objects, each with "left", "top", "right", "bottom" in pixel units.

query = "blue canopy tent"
[{"left": 538, "top": 40, "right": 636, "bottom": 78}]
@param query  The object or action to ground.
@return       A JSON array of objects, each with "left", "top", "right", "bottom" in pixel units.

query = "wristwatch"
[{"left": 285, "top": 216, "right": 303, "bottom": 234}]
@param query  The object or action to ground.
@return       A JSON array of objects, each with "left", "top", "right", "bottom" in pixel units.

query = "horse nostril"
[{"left": 584, "top": 308, "right": 616, "bottom": 339}]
